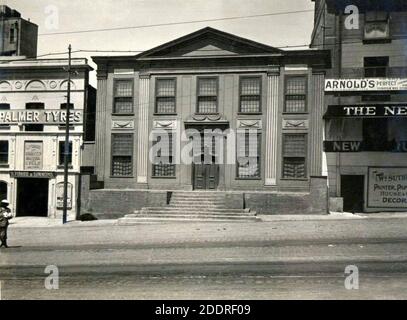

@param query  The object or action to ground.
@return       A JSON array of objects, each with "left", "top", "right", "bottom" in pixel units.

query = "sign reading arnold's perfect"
[
  {"left": 325, "top": 79, "right": 407, "bottom": 92},
  {"left": 24, "top": 141, "right": 43, "bottom": 170},
  {"left": 368, "top": 167, "right": 407, "bottom": 209},
  {"left": 0, "top": 110, "right": 83, "bottom": 124}
]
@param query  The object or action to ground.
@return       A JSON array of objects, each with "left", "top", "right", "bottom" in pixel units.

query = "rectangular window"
[
  {"left": 111, "top": 134, "right": 133, "bottom": 176},
  {"left": 59, "top": 141, "right": 73, "bottom": 166},
  {"left": 9, "top": 26, "right": 17, "bottom": 44},
  {"left": 240, "top": 77, "right": 261, "bottom": 113},
  {"left": 197, "top": 77, "right": 218, "bottom": 114},
  {"left": 0, "top": 141, "right": 9, "bottom": 165},
  {"left": 25, "top": 102, "right": 44, "bottom": 132},
  {"left": 283, "top": 134, "right": 307, "bottom": 179},
  {"left": 0, "top": 103, "right": 10, "bottom": 129},
  {"left": 364, "top": 56, "right": 389, "bottom": 77},
  {"left": 285, "top": 77, "right": 307, "bottom": 113},
  {"left": 237, "top": 131, "right": 261, "bottom": 179},
  {"left": 155, "top": 78, "right": 176, "bottom": 114},
  {"left": 152, "top": 131, "right": 176, "bottom": 177},
  {"left": 364, "top": 11, "right": 390, "bottom": 41},
  {"left": 113, "top": 80, "right": 133, "bottom": 114}
]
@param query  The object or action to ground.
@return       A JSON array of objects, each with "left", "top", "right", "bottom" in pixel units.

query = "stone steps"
[
  {"left": 117, "top": 191, "right": 257, "bottom": 224},
  {"left": 140, "top": 207, "right": 252, "bottom": 214}
]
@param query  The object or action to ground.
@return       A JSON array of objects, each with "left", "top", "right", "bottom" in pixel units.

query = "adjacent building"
[
  {"left": 82, "top": 27, "right": 331, "bottom": 218},
  {"left": 0, "top": 5, "right": 38, "bottom": 57},
  {"left": 0, "top": 58, "right": 95, "bottom": 220},
  {"left": 311, "top": 0, "right": 407, "bottom": 212}
]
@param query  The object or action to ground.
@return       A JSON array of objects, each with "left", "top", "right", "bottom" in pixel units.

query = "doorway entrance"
[
  {"left": 341, "top": 175, "right": 365, "bottom": 213},
  {"left": 17, "top": 178, "right": 49, "bottom": 217},
  {"left": 192, "top": 131, "right": 221, "bottom": 190}
]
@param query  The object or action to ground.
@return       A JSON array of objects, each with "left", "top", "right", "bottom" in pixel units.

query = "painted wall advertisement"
[
  {"left": 24, "top": 141, "right": 43, "bottom": 170},
  {"left": 368, "top": 167, "right": 407, "bottom": 208}
]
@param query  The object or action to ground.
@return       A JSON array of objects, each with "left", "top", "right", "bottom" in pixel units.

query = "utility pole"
[{"left": 62, "top": 44, "right": 72, "bottom": 224}]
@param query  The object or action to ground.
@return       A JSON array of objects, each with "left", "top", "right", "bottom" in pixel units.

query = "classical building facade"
[
  {"left": 311, "top": 0, "right": 407, "bottom": 212},
  {"left": 82, "top": 27, "right": 331, "bottom": 218},
  {"left": 0, "top": 58, "right": 95, "bottom": 220}
]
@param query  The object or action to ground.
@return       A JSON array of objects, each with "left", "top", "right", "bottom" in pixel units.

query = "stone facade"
[{"left": 82, "top": 27, "right": 330, "bottom": 217}]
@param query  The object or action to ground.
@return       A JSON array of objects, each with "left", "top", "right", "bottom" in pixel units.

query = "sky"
[{"left": 3, "top": 0, "right": 316, "bottom": 87}]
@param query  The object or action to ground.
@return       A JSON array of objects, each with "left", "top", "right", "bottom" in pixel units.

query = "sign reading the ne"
[
  {"left": 0, "top": 110, "right": 83, "bottom": 124},
  {"left": 324, "top": 105, "right": 407, "bottom": 118},
  {"left": 325, "top": 79, "right": 407, "bottom": 92}
]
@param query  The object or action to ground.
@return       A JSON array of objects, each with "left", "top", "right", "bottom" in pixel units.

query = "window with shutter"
[
  {"left": 156, "top": 79, "right": 176, "bottom": 114},
  {"left": 285, "top": 77, "right": 307, "bottom": 113},
  {"left": 283, "top": 134, "right": 307, "bottom": 179},
  {"left": 197, "top": 78, "right": 218, "bottom": 114},
  {"left": 111, "top": 134, "right": 133, "bottom": 176},
  {"left": 113, "top": 80, "right": 133, "bottom": 114},
  {"left": 237, "top": 130, "right": 261, "bottom": 179},
  {"left": 240, "top": 77, "right": 261, "bottom": 113},
  {"left": 152, "top": 131, "right": 176, "bottom": 177}
]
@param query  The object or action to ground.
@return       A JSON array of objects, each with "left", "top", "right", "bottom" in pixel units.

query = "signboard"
[
  {"left": 368, "top": 167, "right": 407, "bottom": 209},
  {"left": 10, "top": 171, "right": 56, "bottom": 179},
  {"left": 324, "top": 105, "right": 407, "bottom": 118},
  {"left": 56, "top": 182, "right": 72, "bottom": 209},
  {"left": 325, "top": 79, "right": 407, "bottom": 92},
  {"left": 24, "top": 142, "right": 43, "bottom": 170},
  {"left": 324, "top": 141, "right": 407, "bottom": 152},
  {"left": 0, "top": 110, "right": 83, "bottom": 125}
]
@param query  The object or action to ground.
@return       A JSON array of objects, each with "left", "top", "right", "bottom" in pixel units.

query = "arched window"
[{"left": 0, "top": 181, "right": 7, "bottom": 202}]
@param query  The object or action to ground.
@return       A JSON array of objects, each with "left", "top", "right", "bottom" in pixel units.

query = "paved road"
[
  {"left": 1, "top": 240, "right": 407, "bottom": 299},
  {"left": 2, "top": 218, "right": 407, "bottom": 299}
]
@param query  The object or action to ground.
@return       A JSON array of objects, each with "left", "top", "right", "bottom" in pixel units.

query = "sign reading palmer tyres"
[
  {"left": 0, "top": 110, "right": 83, "bottom": 124},
  {"left": 324, "top": 104, "right": 407, "bottom": 118}
]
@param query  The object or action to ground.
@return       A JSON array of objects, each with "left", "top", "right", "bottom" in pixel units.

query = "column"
[
  {"left": 136, "top": 74, "right": 150, "bottom": 184},
  {"left": 95, "top": 71, "right": 108, "bottom": 180},
  {"left": 310, "top": 72, "right": 325, "bottom": 176},
  {"left": 264, "top": 68, "right": 280, "bottom": 186}
]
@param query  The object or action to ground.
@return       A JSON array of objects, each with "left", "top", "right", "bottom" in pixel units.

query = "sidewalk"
[{"left": 8, "top": 211, "right": 407, "bottom": 228}]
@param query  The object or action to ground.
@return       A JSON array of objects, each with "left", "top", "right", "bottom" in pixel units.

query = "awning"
[{"left": 323, "top": 104, "right": 407, "bottom": 119}]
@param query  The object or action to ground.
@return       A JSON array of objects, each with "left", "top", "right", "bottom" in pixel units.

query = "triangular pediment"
[{"left": 137, "top": 27, "right": 281, "bottom": 59}]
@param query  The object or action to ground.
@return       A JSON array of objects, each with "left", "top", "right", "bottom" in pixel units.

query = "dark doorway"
[
  {"left": 17, "top": 178, "right": 49, "bottom": 217},
  {"left": 193, "top": 131, "right": 220, "bottom": 190},
  {"left": 341, "top": 175, "right": 365, "bottom": 213}
]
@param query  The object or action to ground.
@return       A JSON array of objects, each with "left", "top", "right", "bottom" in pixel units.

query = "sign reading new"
[
  {"left": 325, "top": 79, "right": 407, "bottom": 92},
  {"left": 0, "top": 110, "right": 83, "bottom": 124}
]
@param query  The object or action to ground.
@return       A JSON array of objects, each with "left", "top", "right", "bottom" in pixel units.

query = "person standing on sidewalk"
[{"left": 0, "top": 199, "right": 12, "bottom": 248}]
